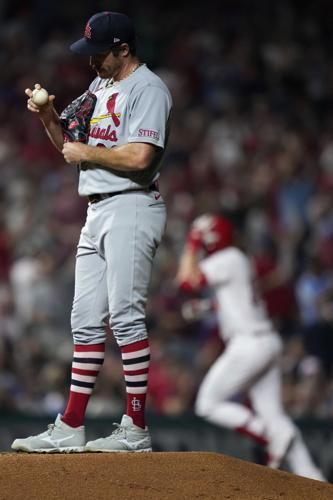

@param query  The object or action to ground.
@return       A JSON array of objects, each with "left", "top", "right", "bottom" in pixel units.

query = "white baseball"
[{"left": 32, "top": 88, "right": 49, "bottom": 106}]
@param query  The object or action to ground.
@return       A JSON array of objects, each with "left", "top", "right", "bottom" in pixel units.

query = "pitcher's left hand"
[{"left": 62, "top": 142, "right": 89, "bottom": 164}]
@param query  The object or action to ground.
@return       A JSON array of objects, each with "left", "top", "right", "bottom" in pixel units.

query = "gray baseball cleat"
[
  {"left": 11, "top": 414, "right": 85, "bottom": 453},
  {"left": 85, "top": 414, "right": 152, "bottom": 452}
]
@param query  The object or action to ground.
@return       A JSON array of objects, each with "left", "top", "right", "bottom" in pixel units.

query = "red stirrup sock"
[
  {"left": 62, "top": 343, "right": 105, "bottom": 428},
  {"left": 121, "top": 339, "right": 150, "bottom": 429}
]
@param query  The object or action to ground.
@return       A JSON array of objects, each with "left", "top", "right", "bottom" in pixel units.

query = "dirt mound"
[{"left": 0, "top": 451, "right": 332, "bottom": 500}]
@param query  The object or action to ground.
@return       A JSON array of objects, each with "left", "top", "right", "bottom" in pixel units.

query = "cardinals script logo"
[{"left": 89, "top": 93, "right": 121, "bottom": 142}]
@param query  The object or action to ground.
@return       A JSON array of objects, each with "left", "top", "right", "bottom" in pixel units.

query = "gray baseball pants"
[{"left": 71, "top": 190, "right": 166, "bottom": 346}]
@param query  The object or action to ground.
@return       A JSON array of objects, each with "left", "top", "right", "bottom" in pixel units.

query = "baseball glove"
[{"left": 60, "top": 90, "right": 97, "bottom": 143}]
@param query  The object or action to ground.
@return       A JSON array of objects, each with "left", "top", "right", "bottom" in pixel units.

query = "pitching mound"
[{"left": 0, "top": 451, "right": 332, "bottom": 499}]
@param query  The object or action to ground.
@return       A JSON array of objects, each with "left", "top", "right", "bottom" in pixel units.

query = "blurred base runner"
[{"left": 177, "top": 214, "right": 326, "bottom": 481}]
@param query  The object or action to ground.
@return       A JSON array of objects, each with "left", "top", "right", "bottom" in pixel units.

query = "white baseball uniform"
[{"left": 195, "top": 246, "right": 325, "bottom": 480}]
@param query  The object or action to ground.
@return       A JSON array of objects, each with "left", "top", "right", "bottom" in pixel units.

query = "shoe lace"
[
  {"left": 46, "top": 424, "right": 55, "bottom": 436},
  {"left": 111, "top": 423, "right": 127, "bottom": 438}
]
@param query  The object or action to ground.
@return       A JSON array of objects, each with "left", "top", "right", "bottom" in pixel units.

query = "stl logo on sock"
[{"left": 131, "top": 397, "right": 142, "bottom": 412}]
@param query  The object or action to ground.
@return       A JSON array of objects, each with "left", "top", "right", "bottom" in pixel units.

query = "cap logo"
[
  {"left": 114, "top": 37, "right": 120, "bottom": 43},
  {"left": 84, "top": 23, "right": 92, "bottom": 39}
]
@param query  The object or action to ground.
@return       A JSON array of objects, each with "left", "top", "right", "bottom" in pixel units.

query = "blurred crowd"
[{"left": 1, "top": 0, "right": 333, "bottom": 421}]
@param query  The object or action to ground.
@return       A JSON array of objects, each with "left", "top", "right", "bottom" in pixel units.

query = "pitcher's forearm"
[{"left": 41, "top": 112, "right": 64, "bottom": 152}]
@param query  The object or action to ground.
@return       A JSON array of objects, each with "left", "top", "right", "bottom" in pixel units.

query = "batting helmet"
[{"left": 192, "top": 214, "right": 234, "bottom": 254}]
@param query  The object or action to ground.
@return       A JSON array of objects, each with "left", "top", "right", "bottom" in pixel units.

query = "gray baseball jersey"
[
  {"left": 71, "top": 62, "right": 170, "bottom": 349},
  {"left": 78, "top": 64, "right": 172, "bottom": 195}
]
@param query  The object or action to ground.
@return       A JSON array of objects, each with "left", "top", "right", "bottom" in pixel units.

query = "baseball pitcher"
[{"left": 12, "top": 11, "right": 172, "bottom": 453}]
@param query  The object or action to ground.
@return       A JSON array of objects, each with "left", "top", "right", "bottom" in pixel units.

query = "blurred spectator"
[{"left": 295, "top": 254, "right": 333, "bottom": 377}]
